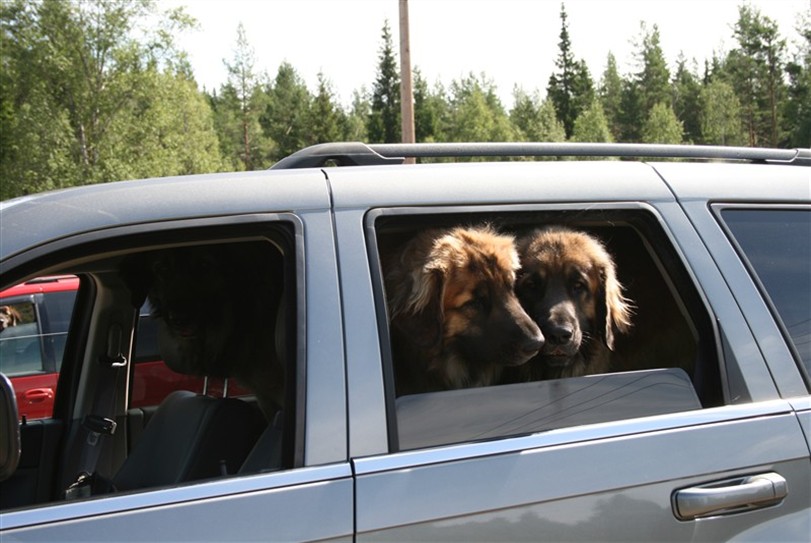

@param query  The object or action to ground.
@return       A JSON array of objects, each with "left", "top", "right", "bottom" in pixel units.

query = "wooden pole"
[{"left": 399, "top": 0, "right": 416, "bottom": 162}]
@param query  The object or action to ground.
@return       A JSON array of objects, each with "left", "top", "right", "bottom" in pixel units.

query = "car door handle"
[
  {"left": 673, "top": 473, "right": 788, "bottom": 520},
  {"left": 23, "top": 388, "right": 54, "bottom": 404}
]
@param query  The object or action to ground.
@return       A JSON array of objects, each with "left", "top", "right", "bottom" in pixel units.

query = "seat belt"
[{"left": 64, "top": 323, "right": 128, "bottom": 499}]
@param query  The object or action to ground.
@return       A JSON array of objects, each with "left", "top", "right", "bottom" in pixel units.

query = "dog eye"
[{"left": 571, "top": 280, "right": 587, "bottom": 293}]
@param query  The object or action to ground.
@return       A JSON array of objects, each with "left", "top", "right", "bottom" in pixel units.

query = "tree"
[
  {"left": 725, "top": 5, "right": 787, "bottom": 146},
  {"left": 344, "top": 88, "right": 370, "bottom": 142},
  {"left": 220, "top": 23, "right": 271, "bottom": 170},
  {"left": 641, "top": 102, "right": 683, "bottom": 144},
  {"left": 260, "top": 62, "right": 311, "bottom": 161},
  {"left": 699, "top": 79, "right": 744, "bottom": 146},
  {"left": 413, "top": 68, "right": 448, "bottom": 142},
  {"left": 634, "top": 23, "right": 671, "bottom": 116},
  {"left": 447, "top": 74, "right": 513, "bottom": 146},
  {"left": 784, "top": 11, "right": 811, "bottom": 147},
  {"left": 598, "top": 52, "right": 624, "bottom": 141},
  {"left": 510, "top": 87, "right": 565, "bottom": 142},
  {"left": 671, "top": 55, "right": 702, "bottom": 143},
  {"left": 546, "top": 3, "right": 594, "bottom": 139},
  {"left": 309, "top": 72, "right": 345, "bottom": 144},
  {"left": 571, "top": 99, "right": 613, "bottom": 143},
  {"left": 368, "top": 20, "right": 400, "bottom": 143},
  {"left": 0, "top": 0, "right": 222, "bottom": 198}
]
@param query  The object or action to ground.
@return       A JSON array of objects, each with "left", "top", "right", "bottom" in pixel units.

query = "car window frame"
[
  {"left": 712, "top": 203, "right": 811, "bottom": 393},
  {"left": 365, "top": 201, "right": 725, "bottom": 453}
]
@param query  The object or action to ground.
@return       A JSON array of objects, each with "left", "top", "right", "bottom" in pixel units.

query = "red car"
[{"left": 0, "top": 276, "right": 243, "bottom": 421}]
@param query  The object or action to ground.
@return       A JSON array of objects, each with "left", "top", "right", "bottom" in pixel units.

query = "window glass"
[
  {"left": 721, "top": 208, "right": 811, "bottom": 374},
  {"left": 0, "top": 301, "right": 42, "bottom": 376},
  {"left": 374, "top": 211, "right": 715, "bottom": 451}
]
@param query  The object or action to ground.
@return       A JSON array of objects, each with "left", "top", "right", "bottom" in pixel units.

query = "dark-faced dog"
[
  {"left": 123, "top": 243, "right": 284, "bottom": 418},
  {"left": 0, "top": 305, "right": 21, "bottom": 332},
  {"left": 513, "top": 227, "right": 633, "bottom": 380},
  {"left": 384, "top": 226, "right": 544, "bottom": 395}
]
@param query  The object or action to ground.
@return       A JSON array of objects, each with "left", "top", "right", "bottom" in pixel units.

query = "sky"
[{"left": 162, "top": 0, "right": 810, "bottom": 108}]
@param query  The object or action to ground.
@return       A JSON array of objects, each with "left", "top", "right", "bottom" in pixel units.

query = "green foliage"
[
  {"left": 368, "top": 20, "right": 400, "bottom": 143},
  {"left": 0, "top": 0, "right": 223, "bottom": 199},
  {"left": 641, "top": 102, "right": 683, "bottom": 144},
  {"left": 598, "top": 53, "right": 624, "bottom": 142},
  {"left": 546, "top": 3, "right": 594, "bottom": 139},
  {"left": 260, "top": 62, "right": 311, "bottom": 162},
  {"left": 447, "top": 74, "right": 514, "bottom": 146},
  {"left": 3, "top": 1, "right": 809, "bottom": 198},
  {"left": 572, "top": 100, "right": 613, "bottom": 143},
  {"left": 510, "top": 87, "right": 565, "bottom": 142},
  {"left": 723, "top": 4, "right": 787, "bottom": 146},
  {"left": 784, "top": 11, "right": 811, "bottom": 147},
  {"left": 700, "top": 79, "right": 745, "bottom": 145},
  {"left": 671, "top": 56, "right": 703, "bottom": 143}
]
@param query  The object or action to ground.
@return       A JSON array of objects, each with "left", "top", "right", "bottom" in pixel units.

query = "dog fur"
[
  {"left": 512, "top": 226, "right": 633, "bottom": 380},
  {"left": 384, "top": 225, "right": 544, "bottom": 395},
  {"left": 0, "top": 305, "right": 21, "bottom": 332},
  {"left": 122, "top": 243, "right": 285, "bottom": 418}
]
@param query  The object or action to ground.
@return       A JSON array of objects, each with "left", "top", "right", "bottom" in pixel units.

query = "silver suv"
[{"left": 0, "top": 143, "right": 809, "bottom": 542}]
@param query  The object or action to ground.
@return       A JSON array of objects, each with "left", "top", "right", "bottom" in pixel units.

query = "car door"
[
  {"left": 332, "top": 162, "right": 811, "bottom": 542},
  {"left": 0, "top": 170, "right": 354, "bottom": 542}
]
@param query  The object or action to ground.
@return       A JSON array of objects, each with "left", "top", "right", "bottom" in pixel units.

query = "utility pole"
[{"left": 399, "top": 0, "right": 415, "bottom": 161}]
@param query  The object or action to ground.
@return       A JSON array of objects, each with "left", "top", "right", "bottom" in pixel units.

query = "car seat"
[{"left": 112, "top": 390, "right": 265, "bottom": 491}]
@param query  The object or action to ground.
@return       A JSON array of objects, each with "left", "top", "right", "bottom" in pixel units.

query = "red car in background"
[{"left": 0, "top": 276, "right": 244, "bottom": 421}]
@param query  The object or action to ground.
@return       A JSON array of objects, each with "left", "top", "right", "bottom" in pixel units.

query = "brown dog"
[
  {"left": 0, "top": 305, "right": 21, "bottom": 332},
  {"left": 122, "top": 243, "right": 285, "bottom": 418},
  {"left": 384, "top": 226, "right": 544, "bottom": 395},
  {"left": 513, "top": 227, "right": 633, "bottom": 380}
]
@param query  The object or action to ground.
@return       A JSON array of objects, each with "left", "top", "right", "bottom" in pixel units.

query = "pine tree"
[
  {"left": 641, "top": 102, "right": 683, "bottom": 144},
  {"left": 261, "top": 62, "right": 311, "bottom": 161},
  {"left": 598, "top": 53, "right": 624, "bottom": 142},
  {"left": 546, "top": 3, "right": 594, "bottom": 139},
  {"left": 671, "top": 55, "right": 702, "bottom": 144},
  {"left": 368, "top": 20, "right": 400, "bottom": 143},
  {"left": 725, "top": 5, "right": 787, "bottom": 146},
  {"left": 572, "top": 99, "right": 613, "bottom": 143},
  {"left": 783, "top": 11, "right": 810, "bottom": 146},
  {"left": 309, "top": 72, "right": 344, "bottom": 144},
  {"left": 700, "top": 79, "right": 744, "bottom": 145}
]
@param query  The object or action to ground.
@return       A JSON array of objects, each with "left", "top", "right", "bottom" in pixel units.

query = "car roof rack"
[{"left": 270, "top": 142, "right": 811, "bottom": 170}]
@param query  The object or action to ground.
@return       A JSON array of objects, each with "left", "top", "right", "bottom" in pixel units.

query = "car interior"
[{"left": 1, "top": 226, "right": 298, "bottom": 509}]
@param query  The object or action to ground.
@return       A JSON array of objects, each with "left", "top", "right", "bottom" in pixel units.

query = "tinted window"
[
  {"left": 39, "top": 290, "right": 77, "bottom": 372},
  {"left": 721, "top": 208, "right": 811, "bottom": 374},
  {"left": 0, "top": 301, "right": 43, "bottom": 375}
]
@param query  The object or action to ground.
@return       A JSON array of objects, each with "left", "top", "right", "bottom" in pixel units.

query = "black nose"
[{"left": 545, "top": 323, "right": 573, "bottom": 345}]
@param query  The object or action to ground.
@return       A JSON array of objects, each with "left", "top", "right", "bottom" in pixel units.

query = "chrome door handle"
[{"left": 673, "top": 473, "right": 788, "bottom": 520}]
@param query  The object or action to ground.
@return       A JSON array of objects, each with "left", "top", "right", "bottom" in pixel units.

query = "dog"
[
  {"left": 383, "top": 225, "right": 544, "bottom": 395},
  {"left": 512, "top": 226, "right": 633, "bottom": 380},
  {"left": 122, "top": 243, "right": 285, "bottom": 418},
  {"left": 0, "top": 305, "right": 21, "bottom": 332}
]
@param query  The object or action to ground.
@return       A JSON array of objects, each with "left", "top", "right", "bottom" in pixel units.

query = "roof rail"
[{"left": 270, "top": 142, "right": 811, "bottom": 169}]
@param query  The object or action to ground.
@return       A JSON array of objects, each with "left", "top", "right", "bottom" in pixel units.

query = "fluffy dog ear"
[
  {"left": 598, "top": 263, "right": 633, "bottom": 350},
  {"left": 393, "top": 268, "right": 444, "bottom": 349}
]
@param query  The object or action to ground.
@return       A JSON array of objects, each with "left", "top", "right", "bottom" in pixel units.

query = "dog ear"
[
  {"left": 598, "top": 262, "right": 633, "bottom": 350},
  {"left": 394, "top": 268, "right": 445, "bottom": 349}
]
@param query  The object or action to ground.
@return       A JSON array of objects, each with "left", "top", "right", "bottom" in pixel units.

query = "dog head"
[
  {"left": 516, "top": 227, "right": 632, "bottom": 370},
  {"left": 0, "top": 306, "right": 21, "bottom": 332},
  {"left": 387, "top": 226, "right": 544, "bottom": 387}
]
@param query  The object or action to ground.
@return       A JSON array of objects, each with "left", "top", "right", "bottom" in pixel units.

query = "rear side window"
[
  {"left": 372, "top": 209, "right": 719, "bottom": 451},
  {"left": 721, "top": 208, "right": 811, "bottom": 377}
]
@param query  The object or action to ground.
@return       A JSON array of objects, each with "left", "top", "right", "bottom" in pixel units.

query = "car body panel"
[
  {"left": 355, "top": 408, "right": 808, "bottom": 540},
  {"left": 1, "top": 464, "right": 354, "bottom": 542}
]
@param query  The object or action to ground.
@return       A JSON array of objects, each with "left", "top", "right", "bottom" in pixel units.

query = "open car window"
[{"left": 372, "top": 208, "right": 721, "bottom": 451}]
